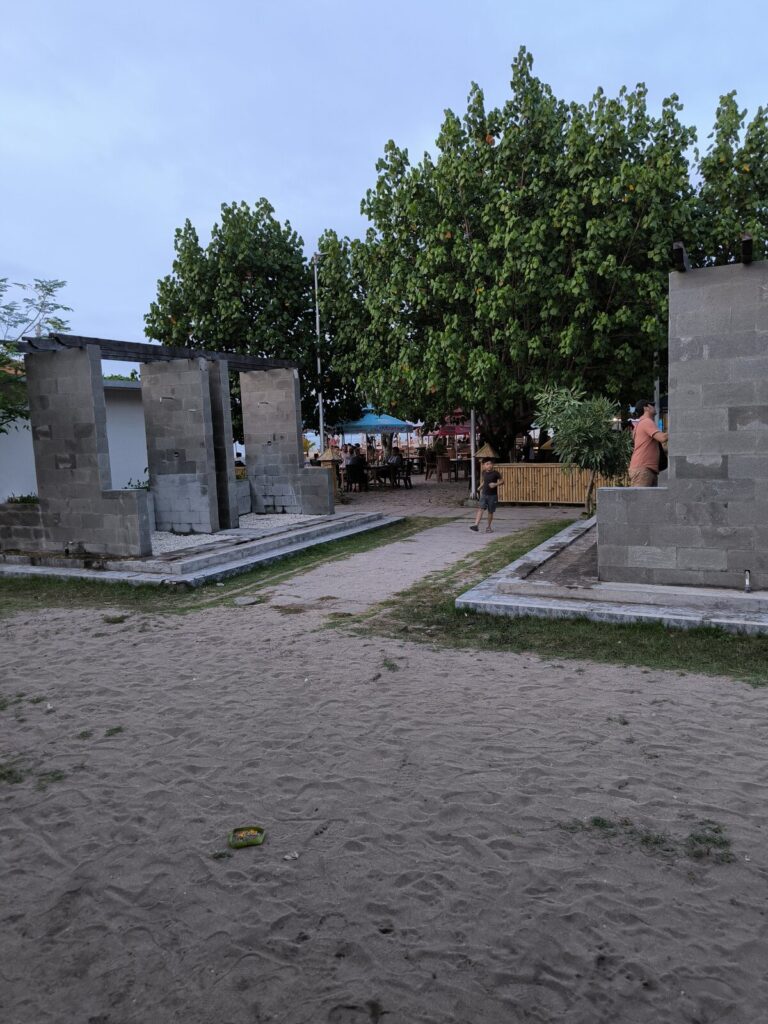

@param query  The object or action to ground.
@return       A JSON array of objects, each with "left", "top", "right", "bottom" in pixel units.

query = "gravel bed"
[
  {"left": 238, "top": 513, "right": 317, "bottom": 530},
  {"left": 151, "top": 513, "right": 320, "bottom": 555},
  {"left": 151, "top": 532, "right": 223, "bottom": 555}
]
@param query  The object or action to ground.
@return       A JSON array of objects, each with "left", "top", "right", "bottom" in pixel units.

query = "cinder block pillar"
[
  {"left": 141, "top": 358, "right": 219, "bottom": 533},
  {"left": 597, "top": 261, "right": 768, "bottom": 589},
  {"left": 22, "top": 345, "right": 151, "bottom": 557},
  {"left": 240, "top": 367, "right": 333, "bottom": 516},
  {"left": 208, "top": 361, "right": 239, "bottom": 529}
]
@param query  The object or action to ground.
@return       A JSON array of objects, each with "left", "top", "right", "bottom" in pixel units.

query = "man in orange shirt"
[{"left": 629, "top": 399, "right": 668, "bottom": 487}]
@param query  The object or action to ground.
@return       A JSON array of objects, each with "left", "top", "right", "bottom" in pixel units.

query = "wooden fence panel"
[{"left": 496, "top": 464, "right": 625, "bottom": 505}]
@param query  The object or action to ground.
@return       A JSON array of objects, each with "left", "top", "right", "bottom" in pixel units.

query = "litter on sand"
[{"left": 227, "top": 825, "right": 266, "bottom": 849}]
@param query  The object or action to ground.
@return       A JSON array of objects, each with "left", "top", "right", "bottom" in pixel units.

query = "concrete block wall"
[
  {"left": 208, "top": 361, "right": 240, "bottom": 529},
  {"left": 598, "top": 261, "right": 768, "bottom": 589},
  {"left": 236, "top": 478, "right": 252, "bottom": 515},
  {"left": 1, "top": 345, "right": 152, "bottom": 558},
  {"left": 141, "top": 358, "right": 220, "bottom": 533},
  {"left": 241, "top": 367, "right": 333, "bottom": 516},
  {"left": 0, "top": 502, "right": 45, "bottom": 552}
]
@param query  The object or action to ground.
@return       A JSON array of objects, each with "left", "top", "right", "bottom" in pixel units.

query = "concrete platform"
[
  {"left": 0, "top": 511, "right": 402, "bottom": 587},
  {"left": 456, "top": 518, "right": 768, "bottom": 636}
]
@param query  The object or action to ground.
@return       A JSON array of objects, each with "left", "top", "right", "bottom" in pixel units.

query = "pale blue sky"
[{"left": 2, "top": 0, "right": 765, "bottom": 345}]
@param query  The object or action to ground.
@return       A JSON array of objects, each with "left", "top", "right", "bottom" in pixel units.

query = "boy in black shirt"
[{"left": 470, "top": 459, "right": 501, "bottom": 533}]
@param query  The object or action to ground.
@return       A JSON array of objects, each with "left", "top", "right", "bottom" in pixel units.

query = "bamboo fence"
[{"left": 495, "top": 463, "right": 626, "bottom": 505}]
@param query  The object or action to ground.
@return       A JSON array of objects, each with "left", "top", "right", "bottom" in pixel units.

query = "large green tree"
[
  {"left": 323, "top": 49, "right": 766, "bottom": 456},
  {"left": 145, "top": 199, "right": 360, "bottom": 438},
  {"left": 0, "top": 278, "right": 71, "bottom": 433},
  {"left": 315, "top": 230, "right": 370, "bottom": 429},
  {"left": 690, "top": 91, "right": 768, "bottom": 266}
]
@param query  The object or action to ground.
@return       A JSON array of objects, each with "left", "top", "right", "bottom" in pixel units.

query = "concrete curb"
[{"left": 456, "top": 518, "right": 768, "bottom": 636}]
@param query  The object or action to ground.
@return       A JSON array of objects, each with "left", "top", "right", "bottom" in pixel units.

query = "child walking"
[{"left": 470, "top": 459, "right": 501, "bottom": 533}]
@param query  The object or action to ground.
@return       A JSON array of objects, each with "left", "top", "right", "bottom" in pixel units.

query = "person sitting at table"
[
  {"left": 347, "top": 444, "right": 368, "bottom": 491},
  {"left": 391, "top": 447, "right": 412, "bottom": 488},
  {"left": 388, "top": 446, "right": 404, "bottom": 470},
  {"left": 373, "top": 446, "right": 400, "bottom": 485}
]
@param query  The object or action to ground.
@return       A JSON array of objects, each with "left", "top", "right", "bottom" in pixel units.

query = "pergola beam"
[{"left": 19, "top": 334, "right": 296, "bottom": 372}]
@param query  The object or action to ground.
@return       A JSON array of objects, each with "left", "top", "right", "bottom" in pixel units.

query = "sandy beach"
[{"left": 2, "top": 515, "right": 768, "bottom": 1023}]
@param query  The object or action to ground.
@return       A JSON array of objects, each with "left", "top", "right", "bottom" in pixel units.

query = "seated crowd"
[{"left": 338, "top": 444, "right": 412, "bottom": 491}]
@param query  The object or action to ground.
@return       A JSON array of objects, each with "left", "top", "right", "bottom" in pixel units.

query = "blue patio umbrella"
[{"left": 334, "top": 406, "right": 415, "bottom": 434}]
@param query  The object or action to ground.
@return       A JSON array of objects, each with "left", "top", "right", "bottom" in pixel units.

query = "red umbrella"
[{"left": 435, "top": 423, "right": 472, "bottom": 437}]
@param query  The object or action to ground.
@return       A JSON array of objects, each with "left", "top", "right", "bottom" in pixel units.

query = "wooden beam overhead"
[{"left": 19, "top": 334, "right": 296, "bottom": 372}]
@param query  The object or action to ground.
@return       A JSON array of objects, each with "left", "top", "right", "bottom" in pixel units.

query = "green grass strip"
[{"left": 358, "top": 520, "right": 768, "bottom": 687}]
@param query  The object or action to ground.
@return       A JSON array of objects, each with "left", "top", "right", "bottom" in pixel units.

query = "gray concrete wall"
[
  {"left": 598, "top": 261, "right": 768, "bottom": 589},
  {"left": 0, "top": 502, "right": 45, "bottom": 551},
  {"left": 6, "top": 345, "right": 152, "bottom": 557},
  {"left": 240, "top": 367, "right": 333, "bottom": 515},
  {"left": 141, "top": 358, "right": 220, "bottom": 533},
  {"left": 236, "top": 478, "right": 252, "bottom": 516},
  {"left": 207, "top": 361, "right": 239, "bottom": 529}
]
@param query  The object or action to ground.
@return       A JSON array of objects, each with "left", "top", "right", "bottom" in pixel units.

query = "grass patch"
[
  {"left": 102, "top": 614, "right": 128, "bottom": 624},
  {"left": 562, "top": 816, "right": 728, "bottom": 862},
  {"left": 0, "top": 693, "right": 25, "bottom": 712},
  {"left": 105, "top": 726, "right": 124, "bottom": 737},
  {"left": 36, "top": 769, "right": 66, "bottom": 790},
  {"left": 0, "top": 517, "right": 440, "bottom": 619},
  {"left": 685, "top": 820, "right": 734, "bottom": 863},
  {"left": 382, "top": 658, "right": 400, "bottom": 672},
  {"left": 77, "top": 729, "right": 93, "bottom": 740},
  {"left": 355, "top": 520, "right": 768, "bottom": 686},
  {"left": 0, "top": 759, "right": 27, "bottom": 785}
]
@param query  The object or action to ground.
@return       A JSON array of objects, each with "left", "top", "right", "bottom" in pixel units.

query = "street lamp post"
[{"left": 312, "top": 252, "right": 325, "bottom": 451}]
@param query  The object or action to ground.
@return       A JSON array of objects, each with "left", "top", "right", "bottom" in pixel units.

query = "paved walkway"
[
  {"left": 261, "top": 477, "right": 575, "bottom": 612},
  {"left": 0, "top": 470, "right": 577, "bottom": 596}
]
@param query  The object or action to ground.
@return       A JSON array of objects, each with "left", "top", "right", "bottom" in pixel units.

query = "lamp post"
[{"left": 312, "top": 252, "right": 325, "bottom": 451}]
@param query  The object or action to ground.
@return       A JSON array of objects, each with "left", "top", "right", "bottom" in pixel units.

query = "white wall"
[
  {"left": 104, "top": 388, "right": 148, "bottom": 488},
  {"left": 0, "top": 386, "right": 149, "bottom": 500},
  {"left": 0, "top": 420, "right": 37, "bottom": 500}
]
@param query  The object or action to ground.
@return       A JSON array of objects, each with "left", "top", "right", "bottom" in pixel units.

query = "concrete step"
[
  {"left": 457, "top": 590, "right": 768, "bottom": 636},
  {"left": 169, "top": 513, "right": 403, "bottom": 586},
  {"left": 497, "top": 579, "right": 768, "bottom": 614},
  {"left": 456, "top": 515, "right": 768, "bottom": 635},
  {"left": 0, "top": 513, "right": 404, "bottom": 587},
  {"left": 110, "top": 511, "right": 389, "bottom": 575}
]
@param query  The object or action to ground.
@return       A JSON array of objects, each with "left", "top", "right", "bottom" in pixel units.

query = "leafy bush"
[
  {"left": 535, "top": 386, "right": 632, "bottom": 512},
  {"left": 6, "top": 493, "right": 39, "bottom": 504}
]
